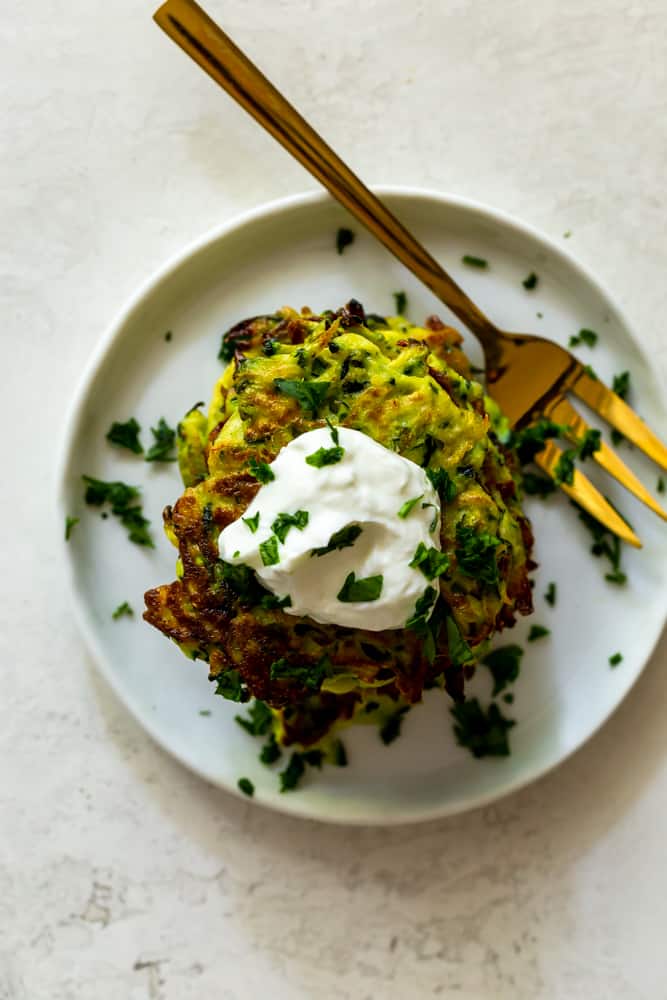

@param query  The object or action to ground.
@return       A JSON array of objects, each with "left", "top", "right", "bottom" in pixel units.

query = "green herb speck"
[
  {"left": 336, "top": 227, "right": 355, "bottom": 254},
  {"left": 462, "top": 255, "right": 488, "bottom": 269},
  {"left": 237, "top": 777, "right": 254, "bottom": 797},
  {"left": 112, "top": 601, "right": 133, "bottom": 620},
  {"left": 106, "top": 418, "right": 143, "bottom": 455},
  {"left": 527, "top": 624, "right": 550, "bottom": 642},
  {"left": 64, "top": 516, "right": 79, "bottom": 541}
]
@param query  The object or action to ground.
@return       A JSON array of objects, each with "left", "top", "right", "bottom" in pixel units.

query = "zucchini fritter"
[{"left": 144, "top": 302, "right": 534, "bottom": 746}]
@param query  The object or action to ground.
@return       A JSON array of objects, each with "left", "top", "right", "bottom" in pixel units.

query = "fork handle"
[{"left": 154, "top": 0, "right": 501, "bottom": 357}]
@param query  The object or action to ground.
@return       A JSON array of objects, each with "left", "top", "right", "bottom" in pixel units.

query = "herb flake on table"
[
  {"left": 527, "top": 624, "right": 550, "bottom": 642},
  {"left": 64, "top": 516, "right": 79, "bottom": 541},
  {"left": 482, "top": 644, "right": 523, "bottom": 695},
  {"left": 462, "top": 255, "right": 488, "bottom": 269},
  {"left": 248, "top": 457, "right": 275, "bottom": 483},
  {"left": 522, "top": 272, "right": 538, "bottom": 290},
  {"left": 306, "top": 445, "right": 345, "bottom": 468},
  {"left": 337, "top": 571, "right": 383, "bottom": 603},
  {"left": 237, "top": 777, "right": 254, "bottom": 797},
  {"left": 311, "top": 523, "right": 362, "bottom": 557},
  {"left": 145, "top": 418, "right": 177, "bottom": 462},
  {"left": 112, "top": 601, "right": 133, "bottom": 620},
  {"left": 609, "top": 652, "right": 623, "bottom": 667},
  {"left": 82, "top": 476, "right": 153, "bottom": 547},
  {"left": 569, "top": 328, "right": 598, "bottom": 349},
  {"left": 106, "top": 417, "right": 143, "bottom": 454},
  {"left": 393, "top": 291, "right": 407, "bottom": 314},
  {"left": 451, "top": 699, "right": 515, "bottom": 758},
  {"left": 336, "top": 227, "right": 355, "bottom": 254}
]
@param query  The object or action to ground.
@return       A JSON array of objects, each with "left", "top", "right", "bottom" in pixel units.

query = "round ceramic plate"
[{"left": 58, "top": 188, "right": 667, "bottom": 825}]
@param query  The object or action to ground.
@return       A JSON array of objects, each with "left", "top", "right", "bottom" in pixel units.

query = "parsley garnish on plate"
[
  {"left": 569, "top": 328, "right": 598, "bottom": 349},
  {"left": 106, "top": 417, "right": 143, "bottom": 454},
  {"left": 311, "top": 523, "right": 362, "bottom": 557},
  {"left": 522, "top": 472, "right": 556, "bottom": 497},
  {"left": 527, "top": 624, "right": 550, "bottom": 642},
  {"left": 380, "top": 706, "right": 410, "bottom": 745},
  {"left": 409, "top": 542, "right": 449, "bottom": 580},
  {"left": 112, "top": 601, "right": 133, "bottom": 620},
  {"left": 259, "top": 535, "right": 280, "bottom": 566},
  {"left": 393, "top": 291, "right": 407, "bottom": 314},
  {"left": 451, "top": 699, "right": 515, "bottom": 758},
  {"left": 482, "top": 645, "right": 523, "bottom": 695},
  {"left": 236, "top": 699, "right": 273, "bottom": 736},
  {"left": 247, "top": 457, "right": 275, "bottom": 483},
  {"left": 426, "top": 467, "right": 457, "bottom": 502},
  {"left": 260, "top": 734, "right": 282, "bottom": 764},
  {"left": 571, "top": 500, "right": 628, "bottom": 585},
  {"left": 214, "top": 669, "right": 248, "bottom": 703},
  {"left": 609, "top": 652, "right": 623, "bottom": 667},
  {"left": 64, "top": 516, "right": 79, "bottom": 541},
  {"left": 544, "top": 581, "right": 557, "bottom": 606},
  {"left": 279, "top": 751, "right": 325, "bottom": 792},
  {"left": 397, "top": 494, "right": 424, "bottom": 518},
  {"left": 336, "top": 227, "right": 355, "bottom": 254},
  {"left": 337, "top": 572, "right": 383, "bottom": 603},
  {"left": 610, "top": 371, "right": 631, "bottom": 445},
  {"left": 462, "top": 255, "right": 488, "bottom": 269},
  {"left": 306, "top": 445, "right": 345, "bottom": 468},
  {"left": 242, "top": 511, "right": 260, "bottom": 533},
  {"left": 658, "top": 477, "right": 665, "bottom": 494},
  {"left": 271, "top": 510, "right": 309, "bottom": 543},
  {"left": 273, "top": 377, "right": 330, "bottom": 414},
  {"left": 522, "top": 272, "right": 538, "bottom": 290},
  {"left": 237, "top": 777, "right": 254, "bottom": 797},
  {"left": 82, "top": 476, "right": 153, "bottom": 547},
  {"left": 554, "top": 449, "right": 576, "bottom": 486},
  {"left": 145, "top": 418, "right": 177, "bottom": 462}
]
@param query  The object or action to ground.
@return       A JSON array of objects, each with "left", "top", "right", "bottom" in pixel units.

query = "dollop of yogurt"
[{"left": 218, "top": 427, "right": 441, "bottom": 631}]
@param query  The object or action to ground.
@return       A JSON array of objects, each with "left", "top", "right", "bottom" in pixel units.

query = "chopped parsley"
[
  {"left": 106, "top": 417, "right": 143, "bottom": 454},
  {"left": 611, "top": 371, "right": 631, "bottom": 445},
  {"left": 609, "top": 652, "right": 623, "bottom": 667},
  {"left": 64, "top": 515, "right": 79, "bottom": 541},
  {"left": 237, "top": 777, "right": 254, "bottom": 797},
  {"left": 409, "top": 542, "right": 449, "bottom": 580},
  {"left": 578, "top": 428, "right": 602, "bottom": 460},
  {"left": 513, "top": 419, "right": 567, "bottom": 464},
  {"left": 544, "top": 581, "right": 557, "bottom": 606},
  {"left": 658, "top": 477, "right": 665, "bottom": 494},
  {"left": 569, "top": 328, "right": 598, "bottom": 349},
  {"left": 235, "top": 699, "right": 273, "bottom": 736},
  {"left": 571, "top": 501, "right": 628, "bottom": 585},
  {"left": 422, "top": 502, "right": 439, "bottom": 533},
  {"left": 426, "top": 467, "right": 457, "bottom": 502},
  {"left": 325, "top": 418, "right": 339, "bottom": 444},
  {"left": 333, "top": 739, "right": 348, "bottom": 766},
  {"left": 306, "top": 445, "right": 345, "bottom": 468},
  {"left": 462, "top": 255, "right": 488, "bottom": 269},
  {"left": 554, "top": 448, "right": 576, "bottom": 486},
  {"left": 270, "top": 654, "right": 330, "bottom": 691},
  {"left": 259, "top": 535, "right": 280, "bottom": 566},
  {"left": 311, "top": 523, "right": 362, "bottom": 557},
  {"left": 455, "top": 523, "right": 500, "bottom": 588},
  {"left": 336, "top": 227, "right": 355, "bottom": 254},
  {"left": 82, "top": 476, "right": 153, "bottom": 547},
  {"left": 405, "top": 586, "right": 438, "bottom": 631},
  {"left": 247, "top": 457, "right": 275, "bottom": 483},
  {"left": 482, "top": 645, "right": 523, "bottom": 695},
  {"left": 260, "top": 734, "right": 282, "bottom": 764},
  {"left": 337, "top": 572, "right": 383, "bottom": 603},
  {"left": 273, "top": 377, "right": 330, "bottom": 414},
  {"left": 214, "top": 669, "right": 248, "bottom": 702},
  {"left": 397, "top": 494, "right": 424, "bottom": 518},
  {"left": 242, "top": 511, "right": 260, "bottom": 533},
  {"left": 564, "top": 230, "right": 572, "bottom": 238},
  {"left": 522, "top": 472, "right": 556, "bottom": 497},
  {"left": 279, "top": 752, "right": 306, "bottom": 792},
  {"left": 380, "top": 706, "right": 410, "bottom": 745},
  {"left": 582, "top": 364, "right": 598, "bottom": 380},
  {"left": 522, "top": 272, "right": 538, "bottom": 290},
  {"left": 199, "top": 709, "right": 211, "bottom": 716},
  {"left": 164, "top": 330, "right": 172, "bottom": 342},
  {"left": 258, "top": 593, "right": 292, "bottom": 610},
  {"left": 112, "top": 601, "right": 133, "bottom": 620},
  {"left": 145, "top": 418, "right": 177, "bottom": 462},
  {"left": 527, "top": 624, "right": 550, "bottom": 642},
  {"left": 393, "top": 291, "right": 407, "bottom": 314},
  {"left": 271, "top": 510, "right": 309, "bottom": 543},
  {"left": 446, "top": 615, "right": 475, "bottom": 668},
  {"left": 451, "top": 699, "right": 515, "bottom": 758}
]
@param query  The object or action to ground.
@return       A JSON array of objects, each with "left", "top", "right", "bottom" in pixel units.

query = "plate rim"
[{"left": 56, "top": 185, "right": 667, "bottom": 825}]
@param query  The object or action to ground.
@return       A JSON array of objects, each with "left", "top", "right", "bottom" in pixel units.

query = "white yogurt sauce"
[{"left": 218, "top": 427, "right": 441, "bottom": 631}]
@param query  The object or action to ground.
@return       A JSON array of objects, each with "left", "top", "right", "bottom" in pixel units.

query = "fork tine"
[
  {"left": 545, "top": 397, "right": 667, "bottom": 521},
  {"left": 570, "top": 368, "right": 667, "bottom": 470},
  {"left": 534, "top": 440, "right": 642, "bottom": 547}
]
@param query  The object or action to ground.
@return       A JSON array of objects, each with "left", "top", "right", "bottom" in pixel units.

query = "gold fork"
[{"left": 153, "top": 0, "right": 667, "bottom": 548}]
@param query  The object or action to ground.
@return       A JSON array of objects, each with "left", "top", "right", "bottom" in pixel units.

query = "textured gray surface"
[{"left": 2, "top": 0, "right": 667, "bottom": 996}]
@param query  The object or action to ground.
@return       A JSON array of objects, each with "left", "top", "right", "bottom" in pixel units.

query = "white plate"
[{"left": 58, "top": 188, "right": 667, "bottom": 825}]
